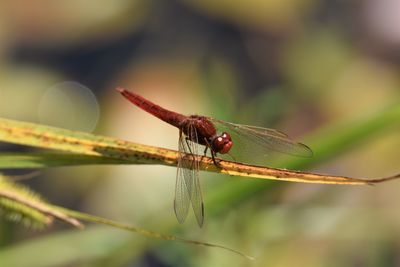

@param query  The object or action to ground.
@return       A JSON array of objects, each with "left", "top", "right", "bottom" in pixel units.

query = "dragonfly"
[{"left": 116, "top": 88, "right": 313, "bottom": 227}]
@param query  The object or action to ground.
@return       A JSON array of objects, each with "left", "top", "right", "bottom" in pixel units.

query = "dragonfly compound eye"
[{"left": 212, "top": 132, "right": 233, "bottom": 154}]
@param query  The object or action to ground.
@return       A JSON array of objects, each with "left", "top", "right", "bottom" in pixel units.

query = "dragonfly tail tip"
[{"left": 115, "top": 87, "right": 125, "bottom": 93}]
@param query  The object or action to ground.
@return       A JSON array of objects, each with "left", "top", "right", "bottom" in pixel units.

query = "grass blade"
[{"left": 0, "top": 117, "right": 399, "bottom": 184}]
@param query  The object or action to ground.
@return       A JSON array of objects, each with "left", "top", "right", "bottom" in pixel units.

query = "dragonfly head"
[{"left": 212, "top": 132, "right": 233, "bottom": 154}]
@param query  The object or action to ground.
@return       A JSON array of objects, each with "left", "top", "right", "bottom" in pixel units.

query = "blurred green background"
[{"left": 0, "top": 1, "right": 400, "bottom": 266}]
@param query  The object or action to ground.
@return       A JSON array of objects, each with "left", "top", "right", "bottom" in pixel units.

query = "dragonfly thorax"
[{"left": 211, "top": 132, "right": 233, "bottom": 154}]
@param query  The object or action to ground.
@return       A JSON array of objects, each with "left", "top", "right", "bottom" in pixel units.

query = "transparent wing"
[
  {"left": 209, "top": 118, "right": 313, "bottom": 160},
  {"left": 173, "top": 123, "right": 204, "bottom": 227},
  {"left": 174, "top": 134, "right": 190, "bottom": 224}
]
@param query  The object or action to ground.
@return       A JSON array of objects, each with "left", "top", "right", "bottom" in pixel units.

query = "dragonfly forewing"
[{"left": 210, "top": 118, "right": 313, "bottom": 159}]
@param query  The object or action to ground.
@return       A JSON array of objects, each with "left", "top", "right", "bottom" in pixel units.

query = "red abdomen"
[{"left": 116, "top": 88, "right": 187, "bottom": 128}]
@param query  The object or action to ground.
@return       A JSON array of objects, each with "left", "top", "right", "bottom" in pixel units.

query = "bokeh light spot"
[{"left": 38, "top": 81, "right": 99, "bottom": 132}]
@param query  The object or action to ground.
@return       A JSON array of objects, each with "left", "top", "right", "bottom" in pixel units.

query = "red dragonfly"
[{"left": 116, "top": 88, "right": 312, "bottom": 227}]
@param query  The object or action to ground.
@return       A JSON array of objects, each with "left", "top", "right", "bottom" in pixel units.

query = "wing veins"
[
  {"left": 210, "top": 118, "right": 313, "bottom": 157},
  {"left": 173, "top": 123, "right": 204, "bottom": 227}
]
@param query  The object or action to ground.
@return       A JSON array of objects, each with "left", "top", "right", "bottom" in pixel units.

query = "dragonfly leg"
[
  {"left": 210, "top": 149, "right": 222, "bottom": 168},
  {"left": 203, "top": 138, "right": 222, "bottom": 168},
  {"left": 185, "top": 137, "right": 196, "bottom": 169},
  {"left": 203, "top": 146, "right": 208, "bottom": 156},
  {"left": 184, "top": 137, "right": 196, "bottom": 163},
  {"left": 199, "top": 145, "right": 208, "bottom": 162},
  {"left": 180, "top": 130, "right": 194, "bottom": 164}
]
